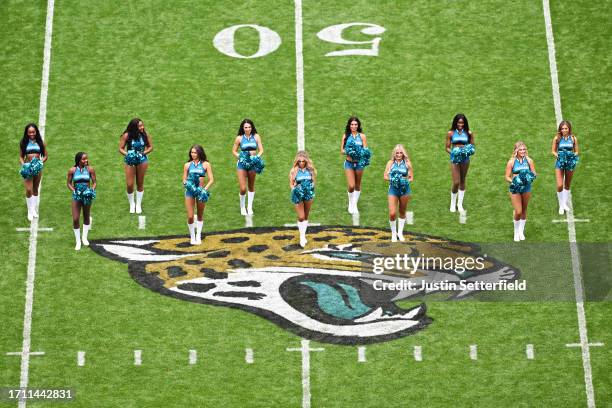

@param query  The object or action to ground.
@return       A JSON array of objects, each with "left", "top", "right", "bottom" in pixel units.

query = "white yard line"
[
  {"left": 245, "top": 348, "right": 254, "bottom": 364},
  {"left": 134, "top": 350, "right": 142, "bottom": 366},
  {"left": 526, "top": 344, "right": 535, "bottom": 360},
  {"left": 18, "top": 2, "right": 54, "bottom": 407},
  {"left": 357, "top": 346, "right": 366, "bottom": 362},
  {"left": 287, "top": 339, "right": 324, "bottom": 408},
  {"left": 413, "top": 346, "right": 422, "bottom": 362},
  {"left": 552, "top": 218, "right": 590, "bottom": 223},
  {"left": 77, "top": 351, "right": 85, "bottom": 366},
  {"left": 469, "top": 344, "right": 477, "bottom": 360},
  {"left": 459, "top": 210, "right": 467, "bottom": 224},
  {"left": 16, "top": 227, "right": 53, "bottom": 232},
  {"left": 294, "top": 0, "right": 305, "bottom": 151},
  {"left": 138, "top": 215, "right": 146, "bottom": 230},
  {"left": 543, "top": 1, "right": 596, "bottom": 406},
  {"left": 189, "top": 349, "right": 197, "bottom": 365}
]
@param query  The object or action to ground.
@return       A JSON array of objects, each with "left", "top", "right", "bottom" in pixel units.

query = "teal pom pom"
[
  {"left": 238, "top": 151, "right": 265, "bottom": 173},
  {"left": 450, "top": 144, "right": 475, "bottom": 164},
  {"left": 184, "top": 175, "right": 211, "bottom": 202},
  {"left": 72, "top": 184, "right": 96, "bottom": 205},
  {"left": 291, "top": 180, "right": 315, "bottom": 204},
  {"left": 250, "top": 155, "right": 265, "bottom": 174},
  {"left": 196, "top": 188, "right": 211, "bottom": 202},
  {"left": 557, "top": 150, "right": 579, "bottom": 171},
  {"left": 509, "top": 169, "right": 536, "bottom": 194},
  {"left": 345, "top": 138, "right": 371, "bottom": 168},
  {"left": 131, "top": 139, "right": 145, "bottom": 152},
  {"left": 124, "top": 150, "right": 145, "bottom": 166},
  {"left": 19, "top": 157, "right": 43, "bottom": 179},
  {"left": 390, "top": 171, "right": 410, "bottom": 195}
]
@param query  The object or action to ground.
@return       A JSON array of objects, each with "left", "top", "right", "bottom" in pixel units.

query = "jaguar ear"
[{"left": 91, "top": 239, "right": 193, "bottom": 263}]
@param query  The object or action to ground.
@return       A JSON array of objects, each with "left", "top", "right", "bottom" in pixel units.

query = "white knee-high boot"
[{"left": 390, "top": 219, "right": 397, "bottom": 242}]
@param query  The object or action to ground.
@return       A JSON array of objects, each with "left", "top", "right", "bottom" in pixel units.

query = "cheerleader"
[
  {"left": 289, "top": 151, "right": 316, "bottom": 248},
  {"left": 551, "top": 120, "right": 580, "bottom": 214},
  {"left": 232, "top": 119, "right": 264, "bottom": 215},
  {"left": 445, "top": 113, "right": 475, "bottom": 212},
  {"left": 384, "top": 145, "right": 413, "bottom": 242},
  {"left": 19, "top": 123, "right": 47, "bottom": 221},
  {"left": 505, "top": 142, "right": 537, "bottom": 242},
  {"left": 119, "top": 118, "right": 153, "bottom": 214},
  {"left": 183, "top": 145, "right": 214, "bottom": 245},
  {"left": 67, "top": 152, "right": 97, "bottom": 250},
  {"left": 341, "top": 116, "right": 369, "bottom": 214}
]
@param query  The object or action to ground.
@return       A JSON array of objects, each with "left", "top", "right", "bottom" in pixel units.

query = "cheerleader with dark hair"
[
  {"left": 384, "top": 145, "right": 413, "bottom": 242},
  {"left": 19, "top": 123, "right": 48, "bottom": 221},
  {"left": 119, "top": 118, "right": 153, "bottom": 214},
  {"left": 289, "top": 151, "right": 316, "bottom": 248},
  {"left": 232, "top": 118, "right": 264, "bottom": 216},
  {"left": 183, "top": 145, "right": 214, "bottom": 245},
  {"left": 505, "top": 142, "right": 536, "bottom": 242},
  {"left": 67, "top": 152, "right": 97, "bottom": 250},
  {"left": 551, "top": 120, "right": 580, "bottom": 214},
  {"left": 445, "top": 113, "right": 475, "bottom": 212},
  {"left": 341, "top": 116, "right": 370, "bottom": 214}
]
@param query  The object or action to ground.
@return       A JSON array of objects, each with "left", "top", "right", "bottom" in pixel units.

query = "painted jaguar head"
[{"left": 91, "top": 226, "right": 519, "bottom": 344}]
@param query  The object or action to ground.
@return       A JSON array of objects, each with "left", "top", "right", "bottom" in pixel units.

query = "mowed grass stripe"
[
  {"left": 28, "top": 1, "right": 303, "bottom": 407},
  {"left": 0, "top": 0, "right": 48, "bottom": 390}
]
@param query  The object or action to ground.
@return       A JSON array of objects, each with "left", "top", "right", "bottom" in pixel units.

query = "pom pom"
[
  {"left": 557, "top": 150, "right": 579, "bottom": 171},
  {"left": 124, "top": 150, "right": 145, "bottom": 166},
  {"left": 345, "top": 138, "right": 371, "bottom": 168},
  {"left": 238, "top": 151, "right": 265, "bottom": 173},
  {"left": 184, "top": 175, "right": 211, "bottom": 202},
  {"left": 291, "top": 180, "right": 315, "bottom": 204},
  {"left": 450, "top": 144, "right": 475, "bottom": 164},
  {"left": 509, "top": 169, "right": 536, "bottom": 194},
  {"left": 19, "top": 157, "right": 44, "bottom": 179},
  {"left": 131, "top": 139, "right": 145, "bottom": 152},
  {"left": 72, "top": 184, "right": 96, "bottom": 205},
  {"left": 389, "top": 171, "right": 410, "bottom": 196}
]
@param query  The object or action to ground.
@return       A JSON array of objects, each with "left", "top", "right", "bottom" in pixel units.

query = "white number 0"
[
  {"left": 213, "top": 24, "right": 282, "bottom": 59},
  {"left": 316, "top": 23, "right": 385, "bottom": 57}
]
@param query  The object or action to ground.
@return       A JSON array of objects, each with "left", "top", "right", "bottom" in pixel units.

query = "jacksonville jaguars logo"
[{"left": 90, "top": 226, "right": 519, "bottom": 344}]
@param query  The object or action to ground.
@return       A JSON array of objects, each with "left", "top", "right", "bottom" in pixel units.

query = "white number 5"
[{"left": 316, "top": 23, "right": 385, "bottom": 57}]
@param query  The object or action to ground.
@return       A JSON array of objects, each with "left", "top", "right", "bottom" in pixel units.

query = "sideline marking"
[
  {"left": 567, "top": 343, "right": 604, "bottom": 348},
  {"left": 189, "top": 349, "right": 197, "bottom": 365},
  {"left": 552, "top": 218, "right": 590, "bottom": 223},
  {"left": 77, "top": 351, "right": 85, "bottom": 366},
  {"left": 283, "top": 223, "right": 321, "bottom": 227},
  {"left": 459, "top": 210, "right": 467, "bottom": 224},
  {"left": 357, "top": 346, "right": 366, "bottom": 363},
  {"left": 245, "top": 348, "right": 254, "bottom": 364},
  {"left": 526, "top": 344, "right": 534, "bottom": 360},
  {"left": 6, "top": 352, "right": 44, "bottom": 356},
  {"left": 543, "top": 1, "right": 595, "bottom": 406},
  {"left": 294, "top": 0, "right": 305, "bottom": 150},
  {"left": 16, "top": 227, "right": 53, "bottom": 232},
  {"left": 18, "top": 1, "right": 54, "bottom": 406},
  {"left": 469, "top": 345, "right": 477, "bottom": 360},
  {"left": 413, "top": 346, "right": 422, "bottom": 362},
  {"left": 406, "top": 211, "right": 414, "bottom": 225},
  {"left": 134, "top": 350, "right": 142, "bottom": 366},
  {"left": 287, "top": 339, "right": 324, "bottom": 408},
  {"left": 138, "top": 216, "right": 146, "bottom": 230}
]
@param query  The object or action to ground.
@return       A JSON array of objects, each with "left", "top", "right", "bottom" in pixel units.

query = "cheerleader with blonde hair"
[
  {"left": 289, "top": 151, "right": 316, "bottom": 247},
  {"left": 505, "top": 141, "right": 537, "bottom": 242},
  {"left": 384, "top": 144, "right": 413, "bottom": 242}
]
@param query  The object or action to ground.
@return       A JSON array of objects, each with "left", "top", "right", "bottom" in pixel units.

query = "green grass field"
[{"left": 1, "top": 0, "right": 611, "bottom": 406}]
